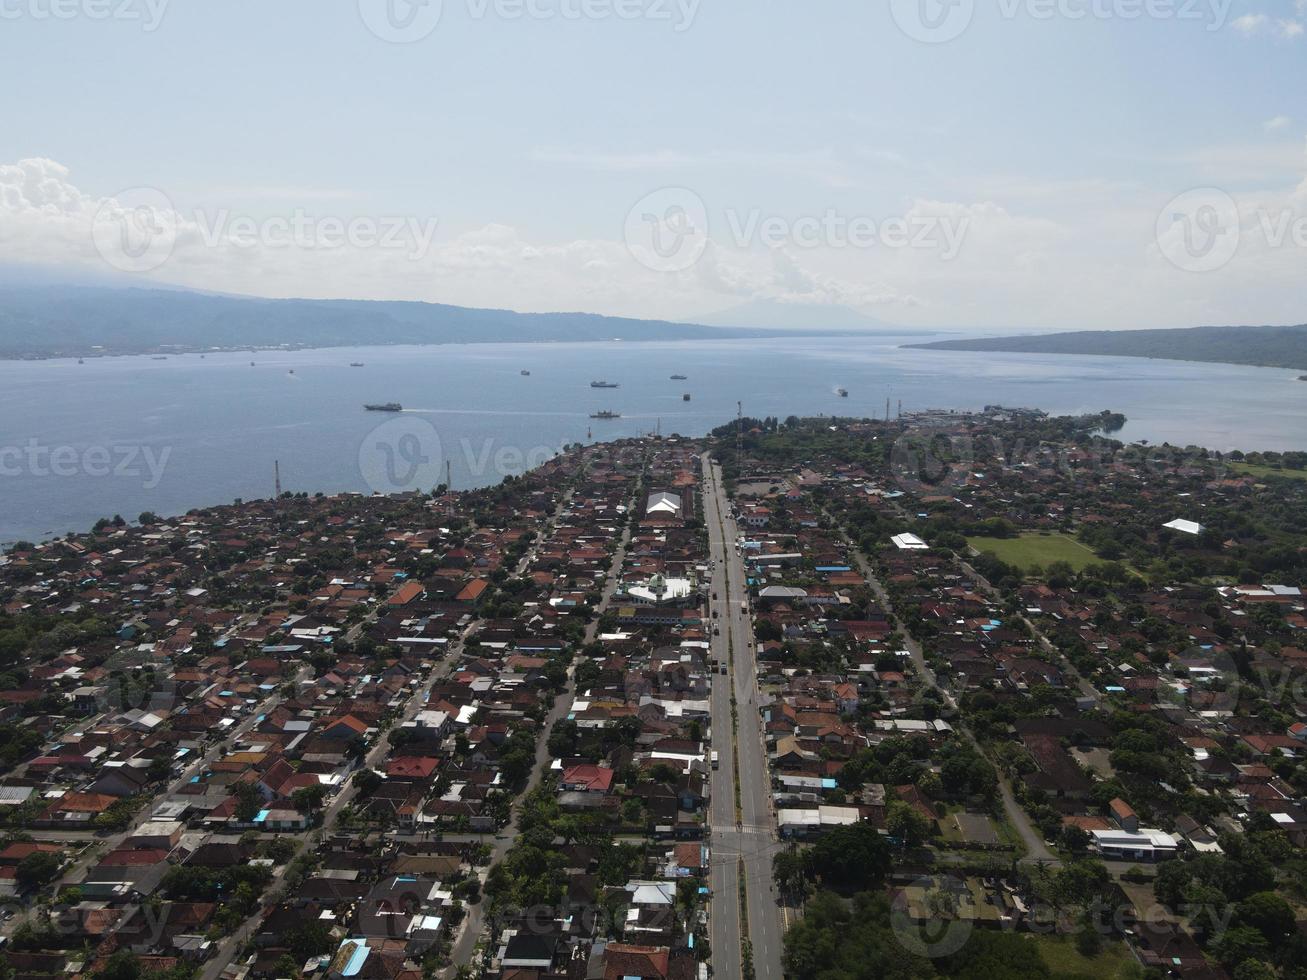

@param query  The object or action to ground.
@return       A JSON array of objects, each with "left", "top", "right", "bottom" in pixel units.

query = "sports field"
[
  {"left": 966, "top": 532, "right": 1100, "bottom": 572},
  {"left": 1231, "top": 461, "right": 1307, "bottom": 482}
]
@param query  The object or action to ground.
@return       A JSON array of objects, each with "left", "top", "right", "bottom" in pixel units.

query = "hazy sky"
[{"left": 1, "top": 0, "right": 1305, "bottom": 329}]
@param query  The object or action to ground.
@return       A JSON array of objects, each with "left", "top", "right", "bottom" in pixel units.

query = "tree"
[
  {"left": 1234, "top": 891, "right": 1296, "bottom": 944},
  {"left": 353, "top": 769, "right": 383, "bottom": 795},
  {"left": 808, "top": 822, "right": 890, "bottom": 890},
  {"left": 1212, "top": 926, "right": 1271, "bottom": 969},
  {"left": 232, "top": 781, "right": 262, "bottom": 823},
  {"left": 772, "top": 845, "right": 810, "bottom": 898},
  {"left": 15, "top": 850, "right": 61, "bottom": 892},
  {"left": 292, "top": 784, "right": 326, "bottom": 815},
  {"left": 1233, "top": 961, "right": 1278, "bottom": 980},
  {"left": 886, "top": 800, "right": 931, "bottom": 847}
]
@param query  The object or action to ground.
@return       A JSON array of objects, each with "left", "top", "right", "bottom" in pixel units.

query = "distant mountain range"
[
  {"left": 696, "top": 299, "right": 908, "bottom": 332},
  {"left": 0, "top": 284, "right": 812, "bottom": 358},
  {"left": 906, "top": 324, "right": 1307, "bottom": 372}
]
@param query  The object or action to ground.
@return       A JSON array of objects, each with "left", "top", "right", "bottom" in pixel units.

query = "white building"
[
  {"left": 891, "top": 532, "right": 929, "bottom": 550},
  {"left": 1090, "top": 828, "right": 1179, "bottom": 862}
]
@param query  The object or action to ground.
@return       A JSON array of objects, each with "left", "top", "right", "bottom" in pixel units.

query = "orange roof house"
[
  {"left": 388, "top": 581, "right": 425, "bottom": 607},
  {"left": 456, "top": 579, "right": 489, "bottom": 604}
]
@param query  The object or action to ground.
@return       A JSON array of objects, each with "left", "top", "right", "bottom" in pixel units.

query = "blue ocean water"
[{"left": 1, "top": 335, "right": 1303, "bottom": 544}]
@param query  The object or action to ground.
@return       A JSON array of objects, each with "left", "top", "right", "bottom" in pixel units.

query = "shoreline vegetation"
[{"left": 905, "top": 323, "right": 1307, "bottom": 372}]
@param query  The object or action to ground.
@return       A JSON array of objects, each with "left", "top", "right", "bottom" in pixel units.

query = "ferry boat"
[
  {"left": 590, "top": 410, "right": 621, "bottom": 419},
  {"left": 837, "top": 387, "right": 849, "bottom": 397},
  {"left": 521, "top": 370, "right": 531, "bottom": 376},
  {"left": 350, "top": 362, "right": 365, "bottom": 367},
  {"left": 364, "top": 403, "right": 403, "bottom": 412},
  {"left": 590, "top": 381, "right": 620, "bottom": 388},
  {"left": 670, "top": 374, "right": 688, "bottom": 380}
]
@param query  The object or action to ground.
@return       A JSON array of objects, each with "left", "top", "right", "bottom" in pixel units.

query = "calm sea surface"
[{"left": 2, "top": 336, "right": 1304, "bottom": 545}]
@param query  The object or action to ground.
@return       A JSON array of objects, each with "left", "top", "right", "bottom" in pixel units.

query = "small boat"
[
  {"left": 590, "top": 410, "right": 621, "bottom": 419},
  {"left": 350, "top": 362, "right": 365, "bottom": 367},
  {"left": 152, "top": 356, "right": 168, "bottom": 361},
  {"left": 682, "top": 393, "right": 691, "bottom": 401},
  {"left": 250, "top": 361, "right": 256, "bottom": 367},
  {"left": 78, "top": 358, "right": 84, "bottom": 364},
  {"left": 288, "top": 369, "right": 295, "bottom": 375},
  {"left": 365, "top": 402, "right": 403, "bottom": 412},
  {"left": 837, "top": 387, "right": 848, "bottom": 397},
  {"left": 590, "top": 380, "right": 620, "bottom": 388},
  {"left": 521, "top": 370, "right": 531, "bottom": 376},
  {"left": 670, "top": 374, "right": 688, "bottom": 380}
]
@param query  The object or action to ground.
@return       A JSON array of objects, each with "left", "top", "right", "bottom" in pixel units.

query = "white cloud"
[
  {"left": 1264, "top": 115, "right": 1293, "bottom": 131},
  {"left": 4, "top": 156, "right": 1307, "bottom": 331},
  {"left": 1230, "top": 11, "right": 1304, "bottom": 37}
]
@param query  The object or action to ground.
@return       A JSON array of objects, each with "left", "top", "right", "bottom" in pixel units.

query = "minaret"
[{"left": 274, "top": 460, "right": 281, "bottom": 499}]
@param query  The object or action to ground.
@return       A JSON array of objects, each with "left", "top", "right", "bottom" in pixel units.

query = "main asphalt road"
[{"left": 702, "top": 455, "right": 784, "bottom": 980}]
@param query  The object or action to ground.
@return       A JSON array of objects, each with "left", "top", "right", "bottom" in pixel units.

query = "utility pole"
[{"left": 274, "top": 460, "right": 281, "bottom": 499}]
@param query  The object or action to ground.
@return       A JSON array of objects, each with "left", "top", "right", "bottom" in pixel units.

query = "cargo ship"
[
  {"left": 590, "top": 381, "right": 620, "bottom": 388},
  {"left": 590, "top": 410, "right": 621, "bottom": 419},
  {"left": 364, "top": 403, "right": 403, "bottom": 412}
]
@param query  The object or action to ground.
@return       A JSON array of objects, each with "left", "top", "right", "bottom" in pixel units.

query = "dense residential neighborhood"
[{"left": 1, "top": 411, "right": 1306, "bottom": 980}]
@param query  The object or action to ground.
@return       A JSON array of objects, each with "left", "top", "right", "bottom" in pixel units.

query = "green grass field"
[
  {"left": 966, "top": 532, "right": 1101, "bottom": 573},
  {"left": 1231, "top": 461, "right": 1307, "bottom": 482},
  {"left": 1028, "top": 934, "right": 1139, "bottom": 979}
]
